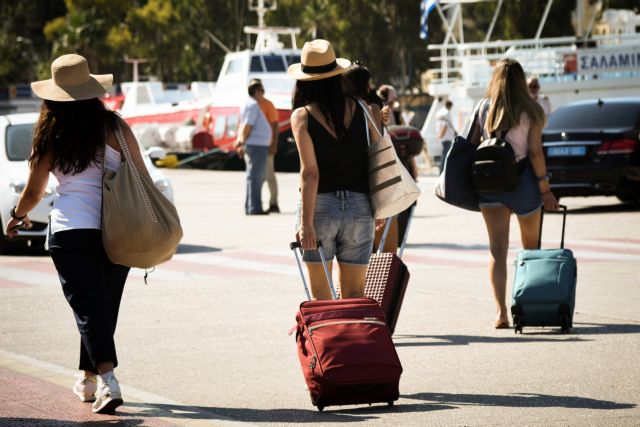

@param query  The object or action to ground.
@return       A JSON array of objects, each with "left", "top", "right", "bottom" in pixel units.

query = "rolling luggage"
[
  {"left": 290, "top": 242, "right": 403, "bottom": 412},
  {"left": 511, "top": 205, "right": 577, "bottom": 334},
  {"left": 365, "top": 206, "right": 415, "bottom": 335}
]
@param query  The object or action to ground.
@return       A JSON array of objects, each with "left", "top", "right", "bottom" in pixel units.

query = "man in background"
[
  {"left": 436, "top": 99, "right": 457, "bottom": 173},
  {"left": 249, "top": 79, "right": 280, "bottom": 213},
  {"left": 527, "top": 77, "right": 552, "bottom": 116},
  {"left": 234, "top": 80, "right": 272, "bottom": 215}
]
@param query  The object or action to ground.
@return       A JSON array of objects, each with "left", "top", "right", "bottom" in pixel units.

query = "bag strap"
[{"left": 357, "top": 99, "right": 384, "bottom": 140}]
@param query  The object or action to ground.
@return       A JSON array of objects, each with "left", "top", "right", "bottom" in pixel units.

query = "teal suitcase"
[{"left": 511, "top": 206, "right": 577, "bottom": 333}]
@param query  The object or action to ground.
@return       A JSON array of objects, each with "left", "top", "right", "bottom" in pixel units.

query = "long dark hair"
[
  {"left": 30, "top": 98, "right": 120, "bottom": 174},
  {"left": 343, "top": 63, "right": 383, "bottom": 108},
  {"left": 292, "top": 75, "right": 348, "bottom": 139}
]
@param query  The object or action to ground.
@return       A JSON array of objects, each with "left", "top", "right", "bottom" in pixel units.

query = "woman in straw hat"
[
  {"left": 5, "top": 54, "right": 150, "bottom": 413},
  {"left": 290, "top": 39, "right": 383, "bottom": 300}
]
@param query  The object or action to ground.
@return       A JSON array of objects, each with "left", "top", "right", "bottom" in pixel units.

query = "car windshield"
[
  {"left": 546, "top": 102, "right": 640, "bottom": 131},
  {"left": 6, "top": 123, "right": 34, "bottom": 161}
]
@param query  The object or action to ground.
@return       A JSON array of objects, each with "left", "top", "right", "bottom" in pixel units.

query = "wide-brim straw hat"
[
  {"left": 288, "top": 39, "right": 351, "bottom": 81},
  {"left": 31, "top": 54, "right": 113, "bottom": 102}
]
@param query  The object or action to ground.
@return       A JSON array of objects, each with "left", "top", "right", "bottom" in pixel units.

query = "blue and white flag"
[{"left": 420, "top": 0, "right": 438, "bottom": 40}]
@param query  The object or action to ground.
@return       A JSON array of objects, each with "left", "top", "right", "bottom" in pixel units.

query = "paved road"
[{"left": 1, "top": 169, "right": 639, "bottom": 426}]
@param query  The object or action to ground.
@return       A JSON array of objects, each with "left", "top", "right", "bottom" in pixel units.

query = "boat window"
[
  {"left": 546, "top": 102, "right": 640, "bottom": 131},
  {"left": 136, "top": 85, "right": 151, "bottom": 104},
  {"left": 250, "top": 56, "right": 264, "bottom": 72},
  {"left": 263, "top": 55, "right": 286, "bottom": 72},
  {"left": 226, "top": 114, "right": 239, "bottom": 138},
  {"left": 225, "top": 58, "right": 246, "bottom": 75},
  {"left": 285, "top": 55, "right": 301, "bottom": 66},
  {"left": 213, "top": 116, "right": 226, "bottom": 139},
  {"left": 5, "top": 124, "right": 33, "bottom": 161}
]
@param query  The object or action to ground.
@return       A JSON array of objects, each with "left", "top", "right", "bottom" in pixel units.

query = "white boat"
[{"left": 421, "top": 0, "right": 640, "bottom": 163}]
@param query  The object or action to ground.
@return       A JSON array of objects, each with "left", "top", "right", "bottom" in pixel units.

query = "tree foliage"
[{"left": 1, "top": 0, "right": 637, "bottom": 90}]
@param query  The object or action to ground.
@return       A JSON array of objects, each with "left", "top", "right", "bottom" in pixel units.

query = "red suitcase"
[
  {"left": 290, "top": 242, "right": 403, "bottom": 411},
  {"left": 365, "top": 206, "right": 415, "bottom": 335}
]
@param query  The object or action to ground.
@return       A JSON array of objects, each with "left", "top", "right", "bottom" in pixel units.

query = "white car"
[{"left": 0, "top": 113, "right": 175, "bottom": 253}]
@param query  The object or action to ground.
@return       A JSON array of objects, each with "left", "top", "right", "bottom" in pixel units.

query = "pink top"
[{"left": 482, "top": 104, "right": 531, "bottom": 161}]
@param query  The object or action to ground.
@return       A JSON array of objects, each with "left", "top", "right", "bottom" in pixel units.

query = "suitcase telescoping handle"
[
  {"left": 537, "top": 204, "right": 568, "bottom": 249},
  {"left": 377, "top": 205, "right": 416, "bottom": 259},
  {"left": 290, "top": 241, "right": 337, "bottom": 301}
]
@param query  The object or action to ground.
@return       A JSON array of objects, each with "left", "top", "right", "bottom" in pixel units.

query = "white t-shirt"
[
  {"left": 50, "top": 145, "right": 121, "bottom": 233},
  {"left": 436, "top": 108, "right": 456, "bottom": 141}
]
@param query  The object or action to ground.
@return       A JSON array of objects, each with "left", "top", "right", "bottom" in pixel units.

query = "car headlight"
[
  {"left": 10, "top": 182, "right": 55, "bottom": 197},
  {"left": 154, "top": 178, "right": 170, "bottom": 193},
  {"left": 9, "top": 182, "right": 26, "bottom": 195}
]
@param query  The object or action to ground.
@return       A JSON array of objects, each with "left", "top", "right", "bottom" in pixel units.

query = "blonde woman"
[{"left": 469, "top": 59, "right": 559, "bottom": 328}]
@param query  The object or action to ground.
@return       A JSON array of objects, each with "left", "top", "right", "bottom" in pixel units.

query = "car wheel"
[{"left": 616, "top": 193, "right": 640, "bottom": 203}]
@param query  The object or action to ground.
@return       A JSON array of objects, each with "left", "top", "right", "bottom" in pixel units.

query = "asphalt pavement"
[{"left": 1, "top": 169, "right": 639, "bottom": 426}]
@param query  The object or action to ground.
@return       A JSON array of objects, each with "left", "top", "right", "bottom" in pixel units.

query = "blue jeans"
[
  {"left": 244, "top": 144, "right": 269, "bottom": 214},
  {"left": 296, "top": 191, "right": 374, "bottom": 265}
]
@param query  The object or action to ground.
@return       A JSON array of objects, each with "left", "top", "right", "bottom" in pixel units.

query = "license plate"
[{"left": 547, "top": 146, "right": 586, "bottom": 157}]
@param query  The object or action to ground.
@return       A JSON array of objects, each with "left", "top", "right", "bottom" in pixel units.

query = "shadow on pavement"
[
  {"left": 0, "top": 418, "right": 147, "bottom": 426},
  {"left": 524, "top": 322, "right": 640, "bottom": 336},
  {"left": 175, "top": 244, "right": 221, "bottom": 254},
  {"left": 392, "top": 334, "right": 588, "bottom": 347},
  {"left": 123, "top": 401, "right": 454, "bottom": 423},
  {"left": 403, "top": 391, "right": 636, "bottom": 410}
]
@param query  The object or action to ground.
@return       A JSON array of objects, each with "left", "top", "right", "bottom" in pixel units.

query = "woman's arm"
[
  {"left": 5, "top": 152, "right": 52, "bottom": 237},
  {"left": 528, "top": 123, "right": 559, "bottom": 211},
  {"left": 291, "top": 107, "right": 320, "bottom": 250}
]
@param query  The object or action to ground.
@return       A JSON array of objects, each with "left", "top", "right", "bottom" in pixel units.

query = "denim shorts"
[
  {"left": 296, "top": 191, "right": 374, "bottom": 265},
  {"left": 478, "top": 159, "right": 543, "bottom": 216}
]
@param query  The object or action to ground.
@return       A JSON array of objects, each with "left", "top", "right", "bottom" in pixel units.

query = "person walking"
[
  {"left": 4, "top": 54, "right": 150, "bottom": 413},
  {"left": 377, "top": 84, "right": 404, "bottom": 126},
  {"left": 436, "top": 99, "right": 457, "bottom": 173},
  {"left": 344, "top": 63, "right": 399, "bottom": 253},
  {"left": 249, "top": 78, "right": 281, "bottom": 213},
  {"left": 235, "top": 80, "right": 273, "bottom": 215},
  {"left": 470, "top": 59, "right": 559, "bottom": 329},
  {"left": 289, "top": 39, "right": 383, "bottom": 300},
  {"left": 527, "top": 77, "right": 552, "bottom": 116}
]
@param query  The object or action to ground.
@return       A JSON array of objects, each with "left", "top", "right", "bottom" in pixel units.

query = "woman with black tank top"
[{"left": 288, "top": 40, "right": 384, "bottom": 300}]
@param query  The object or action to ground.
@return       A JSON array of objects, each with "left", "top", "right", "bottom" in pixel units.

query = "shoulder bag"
[
  {"left": 359, "top": 100, "right": 421, "bottom": 219},
  {"left": 434, "top": 99, "right": 488, "bottom": 211},
  {"left": 102, "top": 123, "right": 183, "bottom": 269}
]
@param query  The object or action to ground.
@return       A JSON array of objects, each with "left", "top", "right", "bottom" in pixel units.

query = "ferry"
[{"left": 421, "top": 0, "right": 640, "bottom": 164}]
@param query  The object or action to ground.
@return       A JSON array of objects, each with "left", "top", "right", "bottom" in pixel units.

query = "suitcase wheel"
[
  {"left": 317, "top": 405, "right": 324, "bottom": 412},
  {"left": 559, "top": 304, "right": 571, "bottom": 334},
  {"left": 387, "top": 400, "right": 395, "bottom": 407}
]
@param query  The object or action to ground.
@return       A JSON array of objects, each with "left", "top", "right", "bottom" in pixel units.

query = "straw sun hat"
[
  {"left": 31, "top": 54, "right": 113, "bottom": 101},
  {"left": 287, "top": 39, "right": 351, "bottom": 81}
]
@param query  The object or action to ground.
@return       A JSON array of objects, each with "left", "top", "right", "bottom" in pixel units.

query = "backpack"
[{"left": 471, "top": 101, "right": 519, "bottom": 193}]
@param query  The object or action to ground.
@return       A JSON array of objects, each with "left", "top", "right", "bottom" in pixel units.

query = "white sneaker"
[
  {"left": 72, "top": 373, "right": 97, "bottom": 402},
  {"left": 92, "top": 375, "right": 123, "bottom": 414}
]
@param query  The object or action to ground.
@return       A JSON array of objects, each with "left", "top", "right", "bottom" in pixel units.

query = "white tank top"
[{"left": 50, "top": 145, "right": 121, "bottom": 233}]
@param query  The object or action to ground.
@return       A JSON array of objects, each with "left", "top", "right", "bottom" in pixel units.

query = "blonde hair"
[{"left": 485, "top": 58, "right": 546, "bottom": 134}]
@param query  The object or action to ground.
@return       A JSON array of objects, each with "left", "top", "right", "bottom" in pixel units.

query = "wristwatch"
[
  {"left": 10, "top": 205, "right": 27, "bottom": 220},
  {"left": 537, "top": 172, "right": 552, "bottom": 182}
]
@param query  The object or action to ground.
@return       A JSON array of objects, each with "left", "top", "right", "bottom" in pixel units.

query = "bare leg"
[
  {"left": 96, "top": 362, "right": 115, "bottom": 375},
  {"left": 305, "top": 261, "right": 334, "bottom": 300},
  {"left": 338, "top": 263, "right": 368, "bottom": 299},
  {"left": 373, "top": 217, "right": 399, "bottom": 254},
  {"left": 266, "top": 154, "right": 278, "bottom": 207},
  {"left": 516, "top": 209, "right": 542, "bottom": 250},
  {"left": 481, "top": 206, "right": 512, "bottom": 326}
]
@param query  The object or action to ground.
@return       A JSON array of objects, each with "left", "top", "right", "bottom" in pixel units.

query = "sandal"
[{"left": 494, "top": 319, "right": 510, "bottom": 329}]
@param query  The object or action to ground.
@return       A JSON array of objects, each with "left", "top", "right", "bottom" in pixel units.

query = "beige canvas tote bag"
[
  {"left": 102, "top": 123, "right": 183, "bottom": 269},
  {"left": 358, "top": 100, "right": 421, "bottom": 219}
]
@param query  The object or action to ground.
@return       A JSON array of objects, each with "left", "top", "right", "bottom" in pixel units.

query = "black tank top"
[{"left": 306, "top": 103, "right": 369, "bottom": 194}]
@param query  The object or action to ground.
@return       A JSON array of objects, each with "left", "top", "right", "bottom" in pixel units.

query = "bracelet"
[
  {"left": 536, "top": 172, "right": 552, "bottom": 182},
  {"left": 10, "top": 206, "right": 27, "bottom": 220}
]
